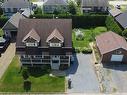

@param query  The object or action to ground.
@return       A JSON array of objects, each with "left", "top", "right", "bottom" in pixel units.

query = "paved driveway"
[
  {"left": 0, "top": 43, "right": 15, "bottom": 79},
  {"left": 66, "top": 54, "right": 100, "bottom": 93},
  {"left": 103, "top": 65, "right": 127, "bottom": 93}
]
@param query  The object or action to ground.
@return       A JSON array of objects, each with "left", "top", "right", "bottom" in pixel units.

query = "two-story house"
[
  {"left": 81, "top": 0, "right": 109, "bottom": 13},
  {"left": 43, "top": 0, "right": 68, "bottom": 13},
  {"left": 1, "top": 0, "right": 31, "bottom": 17},
  {"left": 16, "top": 19, "right": 72, "bottom": 70}
]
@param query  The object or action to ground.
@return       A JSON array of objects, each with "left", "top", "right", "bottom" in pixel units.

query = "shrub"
[
  {"left": 105, "top": 16, "right": 122, "bottom": 35},
  {"left": 22, "top": 68, "right": 29, "bottom": 80},
  {"left": 82, "top": 47, "right": 92, "bottom": 54},
  {"left": 30, "top": 14, "right": 107, "bottom": 28},
  {"left": 0, "top": 17, "right": 8, "bottom": 28},
  {"left": 75, "top": 47, "right": 80, "bottom": 53},
  {"left": 0, "top": 29, "right": 4, "bottom": 37},
  {"left": 122, "top": 29, "right": 127, "bottom": 38}
]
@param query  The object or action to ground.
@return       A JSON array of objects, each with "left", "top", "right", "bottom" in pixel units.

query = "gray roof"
[
  {"left": 2, "top": 12, "right": 26, "bottom": 30},
  {"left": 22, "top": 8, "right": 34, "bottom": 18},
  {"left": 115, "top": 11, "right": 127, "bottom": 29},
  {"left": 81, "top": 0, "right": 109, "bottom": 7},
  {"left": 1, "top": 0, "right": 30, "bottom": 8},
  {"left": 44, "top": 0, "right": 67, "bottom": 5},
  {"left": 109, "top": 8, "right": 122, "bottom": 17}
]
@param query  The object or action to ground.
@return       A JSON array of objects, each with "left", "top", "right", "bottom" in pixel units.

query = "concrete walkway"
[{"left": 0, "top": 43, "right": 15, "bottom": 79}]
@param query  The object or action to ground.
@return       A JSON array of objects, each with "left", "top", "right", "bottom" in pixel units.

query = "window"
[
  {"left": 13, "top": 8, "right": 17, "bottom": 13},
  {"left": 7, "top": 8, "right": 11, "bottom": 12},
  {"left": 26, "top": 43, "right": 38, "bottom": 47},
  {"left": 50, "top": 43, "right": 61, "bottom": 47}
]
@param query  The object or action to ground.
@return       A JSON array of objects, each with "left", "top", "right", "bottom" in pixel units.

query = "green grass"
[
  {"left": 0, "top": 29, "right": 4, "bottom": 37},
  {"left": 0, "top": 56, "right": 65, "bottom": 93},
  {"left": 72, "top": 27, "right": 107, "bottom": 48}
]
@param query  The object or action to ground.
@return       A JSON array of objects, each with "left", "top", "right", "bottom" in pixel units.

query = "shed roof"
[{"left": 96, "top": 31, "right": 127, "bottom": 55}]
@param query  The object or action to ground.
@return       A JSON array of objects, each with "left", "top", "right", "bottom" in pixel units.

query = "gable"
[{"left": 49, "top": 37, "right": 61, "bottom": 43}]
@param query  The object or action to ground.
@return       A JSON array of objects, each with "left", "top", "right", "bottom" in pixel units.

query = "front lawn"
[
  {"left": 72, "top": 26, "right": 107, "bottom": 48},
  {"left": 0, "top": 56, "right": 65, "bottom": 93}
]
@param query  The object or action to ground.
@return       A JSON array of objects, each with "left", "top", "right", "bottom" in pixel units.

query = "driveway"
[
  {"left": 66, "top": 54, "right": 100, "bottom": 93},
  {"left": 103, "top": 64, "right": 127, "bottom": 93},
  {"left": 0, "top": 43, "right": 15, "bottom": 79}
]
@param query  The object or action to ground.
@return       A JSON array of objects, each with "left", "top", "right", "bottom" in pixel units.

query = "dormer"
[
  {"left": 46, "top": 28, "right": 64, "bottom": 47},
  {"left": 22, "top": 28, "right": 40, "bottom": 47}
]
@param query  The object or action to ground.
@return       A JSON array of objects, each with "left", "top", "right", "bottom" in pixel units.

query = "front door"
[{"left": 51, "top": 60, "right": 60, "bottom": 69}]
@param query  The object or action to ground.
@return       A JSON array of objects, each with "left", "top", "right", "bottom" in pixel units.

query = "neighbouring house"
[
  {"left": 2, "top": 12, "right": 26, "bottom": 39},
  {"left": 1, "top": 0, "right": 31, "bottom": 17},
  {"left": 81, "top": 0, "right": 109, "bottom": 13},
  {"left": 20, "top": 8, "right": 34, "bottom": 18},
  {"left": 43, "top": 0, "right": 68, "bottom": 13},
  {"left": 115, "top": 11, "right": 127, "bottom": 29},
  {"left": 96, "top": 31, "right": 127, "bottom": 64},
  {"left": 16, "top": 19, "right": 72, "bottom": 70},
  {"left": 109, "top": 8, "right": 122, "bottom": 17}
]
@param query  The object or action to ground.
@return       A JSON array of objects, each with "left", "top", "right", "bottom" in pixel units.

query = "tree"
[
  {"left": 0, "top": 29, "right": 4, "bottom": 37},
  {"left": 68, "top": 1, "right": 76, "bottom": 15},
  {"left": 22, "top": 68, "right": 29, "bottom": 80},
  {"left": 0, "top": 8, "right": 3, "bottom": 16},
  {"left": 34, "top": 7, "right": 42, "bottom": 14},
  {"left": 76, "top": 0, "right": 81, "bottom": 7},
  {"left": 122, "top": 29, "right": 127, "bottom": 38}
]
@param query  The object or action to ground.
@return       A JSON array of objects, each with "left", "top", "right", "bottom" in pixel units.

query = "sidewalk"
[{"left": 0, "top": 43, "right": 15, "bottom": 79}]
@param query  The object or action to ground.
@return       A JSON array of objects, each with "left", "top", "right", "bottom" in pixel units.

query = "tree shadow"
[
  {"left": 65, "top": 53, "right": 79, "bottom": 75},
  {"left": 27, "top": 66, "right": 50, "bottom": 77},
  {"left": 24, "top": 80, "right": 31, "bottom": 92}
]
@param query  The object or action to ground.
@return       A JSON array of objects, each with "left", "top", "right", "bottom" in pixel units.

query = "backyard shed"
[{"left": 96, "top": 31, "right": 127, "bottom": 63}]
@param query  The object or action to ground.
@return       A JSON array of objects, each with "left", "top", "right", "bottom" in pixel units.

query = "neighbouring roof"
[
  {"left": 115, "top": 11, "right": 127, "bottom": 29},
  {"left": 21, "top": 8, "right": 34, "bottom": 18},
  {"left": 44, "top": 0, "right": 67, "bottom": 5},
  {"left": 1, "top": 0, "right": 30, "bottom": 8},
  {"left": 81, "top": 0, "right": 109, "bottom": 7},
  {"left": 16, "top": 19, "right": 72, "bottom": 47},
  {"left": 96, "top": 31, "right": 127, "bottom": 55},
  {"left": 46, "top": 28, "right": 64, "bottom": 43},
  {"left": 22, "top": 28, "right": 40, "bottom": 43},
  {"left": 2, "top": 12, "right": 26, "bottom": 30},
  {"left": 109, "top": 8, "right": 122, "bottom": 17}
]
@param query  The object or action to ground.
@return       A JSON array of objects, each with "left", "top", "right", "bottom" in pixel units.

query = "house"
[
  {"left": 16, "top": 19, "right": 72, "bottom": 70},
  {"left": 96, "top": 31, "right": 127, "bottom": 63},
  {"left": 43, "top": 0, "right": 68, "bottom": 13},
  {"left": 115, "top": 11, "right": 127, "bottom": 29},
  {"left": 81, "top": 0, "right": 109, "bottom": 13},
  {"left": 1, "top": 0, "right": 31, "bottom": 17},
  {"left": 109, "top": 8, "right": 122, "bottom": 17},
  {"left": 2, "top": 12, "right": 26, "bottom": 39},
  {"left": 20, "top": 8, "right": 34, "bottom": 18}
]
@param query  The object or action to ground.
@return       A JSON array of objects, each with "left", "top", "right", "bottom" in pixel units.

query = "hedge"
[
  {"left": 0, "top": 17, "right": 8, "bottom": 28},
  {"left": 105, "top": 16, "right": 122, "bottom": 35},
  {"left": 30, "top": 14, "right": 107, "bottom": 28}
]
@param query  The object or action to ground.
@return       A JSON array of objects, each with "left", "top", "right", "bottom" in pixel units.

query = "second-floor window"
[
  {"left": 49, "top": 43, "right": 61, "bottom": 47},
  {"left": 26, "top": 42, "right": 38, "bottom": 47}
]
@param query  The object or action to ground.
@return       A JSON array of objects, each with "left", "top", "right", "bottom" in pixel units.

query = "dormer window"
[
  {"left": 22, "top": 28, "right": 40, "bottom": 47},
  {"left": 46, "top": 28, "right": 64, "bottom": 47}
]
